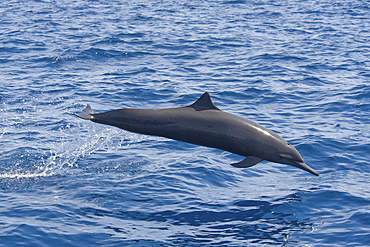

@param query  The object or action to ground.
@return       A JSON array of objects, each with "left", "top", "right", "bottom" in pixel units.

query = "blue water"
[{"left": 1, "top": 0, "right": 369, "bottom": 246}]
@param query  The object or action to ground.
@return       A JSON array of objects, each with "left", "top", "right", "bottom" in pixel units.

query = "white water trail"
[{"left": 0, "top": 121, "right": 130, "bottom": 179}]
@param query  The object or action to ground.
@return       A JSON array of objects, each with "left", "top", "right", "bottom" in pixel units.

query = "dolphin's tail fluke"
[{"left": 75, "top": 104, "right": 94, "bottom": 120}]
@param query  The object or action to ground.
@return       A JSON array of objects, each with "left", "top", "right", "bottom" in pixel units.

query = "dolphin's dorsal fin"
[
  {"left": 230, "top": 156, "right": 263, "bottom": 168},
  {"left": 189, "top": 92, "right": 220, "bottom": 111}
]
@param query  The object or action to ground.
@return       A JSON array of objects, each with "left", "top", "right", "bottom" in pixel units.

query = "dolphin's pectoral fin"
[
  {"left": 230, "top": 156, "right": 263, "bottom": 168},
  {"left": 75, "top": 104, "right": 94, "bottom": 120}
]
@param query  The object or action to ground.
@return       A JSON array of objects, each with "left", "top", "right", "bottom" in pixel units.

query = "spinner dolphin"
[{"left": 75, "top": 92, "right": 319, "bottom": 176}]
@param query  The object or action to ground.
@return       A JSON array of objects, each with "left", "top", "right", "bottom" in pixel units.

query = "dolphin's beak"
[{"left": 294, "top": 161, "right": 319, "bottom": 176}]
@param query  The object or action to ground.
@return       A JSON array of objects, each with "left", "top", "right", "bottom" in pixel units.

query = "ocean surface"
[{"left": 1, "top": 0, "right": 369, "bottom": 246}]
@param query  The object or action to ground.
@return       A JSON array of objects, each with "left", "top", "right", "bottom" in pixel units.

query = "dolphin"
[{"left": 75, "top": 92, "right": 319, "bottom": 176}]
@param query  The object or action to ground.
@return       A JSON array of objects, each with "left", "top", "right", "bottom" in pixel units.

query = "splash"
[
  {"left": 0, "top": 167, "right": 54, "bottom": 179},
  {"left": 0, "top": 121, "right": 132, "bottom": 180}
]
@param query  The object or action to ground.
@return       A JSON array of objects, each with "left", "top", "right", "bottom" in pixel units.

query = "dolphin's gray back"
[{"left": 90, "top": 105, "right": 285, "bottom": 159}]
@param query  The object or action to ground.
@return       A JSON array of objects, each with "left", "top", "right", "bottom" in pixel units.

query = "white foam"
[{"left": 0, "top": 168, "right": 54, "bottom": 179}]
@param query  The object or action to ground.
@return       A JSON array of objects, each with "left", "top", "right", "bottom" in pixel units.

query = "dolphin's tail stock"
[{"left": 75, "top": 104, "right": 94, "bottom": 120}]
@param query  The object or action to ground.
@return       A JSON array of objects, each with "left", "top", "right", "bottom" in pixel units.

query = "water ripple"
[{"left": 1, "top": 0, "right": 369, "bottom": 246}]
